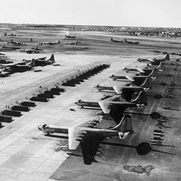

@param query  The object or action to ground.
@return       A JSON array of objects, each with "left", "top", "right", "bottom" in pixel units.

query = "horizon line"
[{"left": 0, "top": 22, "right": 181, "bottom": 29}]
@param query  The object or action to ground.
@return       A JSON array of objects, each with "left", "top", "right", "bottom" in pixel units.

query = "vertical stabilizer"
[
  {"left": 112, "top": 115, "right": 133, "bottom": 139},
  {"left": 152, "top": 68, "right": 159, "bottom": 77},
  {"left": 131, "top": 90, "right": 147, "bottom": 106},
  {"left": 30, "top": 59, "right": 36, "bottom": 67},
  {"left": 140, "top": 77, "right": 152, "bottom": 90},
  {"left": 165, "top": 54, "right": 170, "bottom": 61},
  {"left": 49, "top": 54, "right": 55, "bottom": 63},
  {"left": 157, "top": 62, "right": 164, "bottom": 71}
]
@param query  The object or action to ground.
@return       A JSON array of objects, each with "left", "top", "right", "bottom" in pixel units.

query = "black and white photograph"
[{"left": 0, "top": 0, "right": 181, "bottom": 180}]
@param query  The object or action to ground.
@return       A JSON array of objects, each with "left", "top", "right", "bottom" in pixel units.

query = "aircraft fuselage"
[
  {"left": 75, "top": 100, "right": 99, "bottom": 108},
  {"left": 95, "top": 85, "right": 114, "bottom": 91}
]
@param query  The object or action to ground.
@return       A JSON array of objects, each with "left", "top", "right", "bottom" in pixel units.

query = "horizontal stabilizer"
[{"left": 112, "top": 114, "right": 133, "bottom": 139}]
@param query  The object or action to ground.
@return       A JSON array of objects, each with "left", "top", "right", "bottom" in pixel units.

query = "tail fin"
[
  {"left": 30, "top": 59, "right": 36, "bottom": 67},
  {"left": 147, "top": 69, "right": 154, "bottom": 76},
  {"left": 148, "top": 68, "right": 158, "bottom": 77},
  {"left": 111, "top": 115, "right": 133, "bottom": 139},
  {"left": 165, "top": 54, "right": 170, "bottom": 61},
  {"left": 131, "top": 90, "right": 147, "bottom": 106},
  {"left": 49, "top": 54, "right": 55, "bottom": 63},
  {"left": 140, "top": 78, "right": 152, "bottom": 90},
  {"left": 157, "top": 62, "right": 164, "bottom": 71}
]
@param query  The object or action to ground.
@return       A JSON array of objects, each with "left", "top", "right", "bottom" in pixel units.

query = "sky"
[{"left": 1, "top": 0, "right": 181, "bottom": 28}]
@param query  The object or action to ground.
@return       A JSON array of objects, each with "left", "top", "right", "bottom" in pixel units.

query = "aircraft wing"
[
  {"left": 99, "top": 101, "right": 133, "bottom": 123},
  {"left": 80, "top": 134, "right": 105, "bottom": 165},
  {"left": 147, "top": 58, "right": 155, "bottom": 62},
  {"left": 125, "top": 75, "right": 135, "bottom": 82},
  {"left": 103, "top": 95, "right": 121, "bottom": 102},
  {"left": 68, "top": 126, "right": 80, "bottom": 150},
  {"left": 68, "top": 117, "right": 102, "bottom": 150},
  {"left": 136, "top": 67, "right": 145, "bottom": 73},
  {"left": 68, "top": 117, "right": 104, "bottom": 164},
  {"left": 113, "top": 86, "right": 124, "bottom": 94},
  {"left": 113, "top": 85, "right": 143, "bottom": 94},
  {"left": 98, "top": 101, "right": 112, "bottom": 114}
]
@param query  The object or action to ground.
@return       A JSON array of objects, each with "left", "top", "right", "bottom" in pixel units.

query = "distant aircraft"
[
  {"left": 124, "top": 39, "right": 140, "bottom": 45},
  {"left": 110, "top": 37, "right": 123, "bottom": 43},
  {"left": 123, "top": 66, "right": 162, "bottom": 76},
  {"left": 75, "top": 90, "right": 147, "bottom": 109},
  {"left": 75, "top": 100, "right": 99, "bottom": 108},
  {"left": 10, "top": 39, "right": 26, "bottom": 46},
  {"left": 110, "top": 73, "right": 156, "bottom": 82},
  {"left": 38, "top": 114, "right": 133, "bottom": 164},
  {"left": 95, "top": 78, "right": 151, "bottom": 93},
  {"left": 0, "top": 59, "right": 35, "bottom": 74},
  {"left": 123, "top": 66, "right": 145, "bottom": 74},
  {"left": 101, "top": 90, "right": 147, "bottom": 104},
  {"left": 32, "top": 54, "right": 55, "bottom": 66},
  {"left": 95, "top": 84, "right": 144, "bottom": 93},
  {"left": 0, "top": 54, "right": 13, "bottom": 64},
  {"left": 98, "top": 92, "right": 146, "bottom": 124},
  {"left": 126, "top": 68, "right": 160, "bottom": 79},
  {"left": 137, "top": 54, "right": 170, "bottom": 65},
  {"left": 25, "top": 45, "right": 44, "bottom": 54},
  {"left": 65, "top": 34, "right": 76, "bottom": 38},
  {"left": 39, "top": 40, "right": 60, "bottom": 46},
  {"left": 70, "top": 40, "right": 79, "bottom": 45}
]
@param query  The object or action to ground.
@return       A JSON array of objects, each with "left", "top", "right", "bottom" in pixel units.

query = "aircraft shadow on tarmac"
[
  {"left": 80, "top": 107, "right": 101, "bottom": 110},
  {"left": 46, "top": 134, "right": 68, "bottom": 139},
  {"left": 147, "top": 93, "right": 176, "bottom": 99},
  {"left": 101, "top": 141, "right": 175, "bottom": 156},
  {"left": 127, "top": 111, "right": 176, "bottom": 121},
  {"left": 163, "top": 106, "right": 180, "bottom": 111}
]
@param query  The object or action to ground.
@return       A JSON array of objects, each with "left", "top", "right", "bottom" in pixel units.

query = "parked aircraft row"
[
  {"left": 18, "top": 45, "right": 44, "bottom": 54},
  {"left": 38, "top": 53, "right": 170, "bottom": 164},
  {"left": 111, "top": 38, "right": 140, "bottom": 45},
  {"left": 153, "top": 50, "right": 181, "bottom": 56},
  {"left": 0, "top": 53, "right": 13, "bottom": 64},
  {"left": 9, "top": 39, "right": 27, "bottom": 46},
  {"left": 65, "top": 34, "right": 76, "bottom": 39},
  {"left": 39, "top": 40, "right": 60, "bottom": 46},
  {"left": 38, "top": 34, "right": 76, "bottom": 46},
  {"left": 0, "top": 54, "right": 55, "bottom": 77}
]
